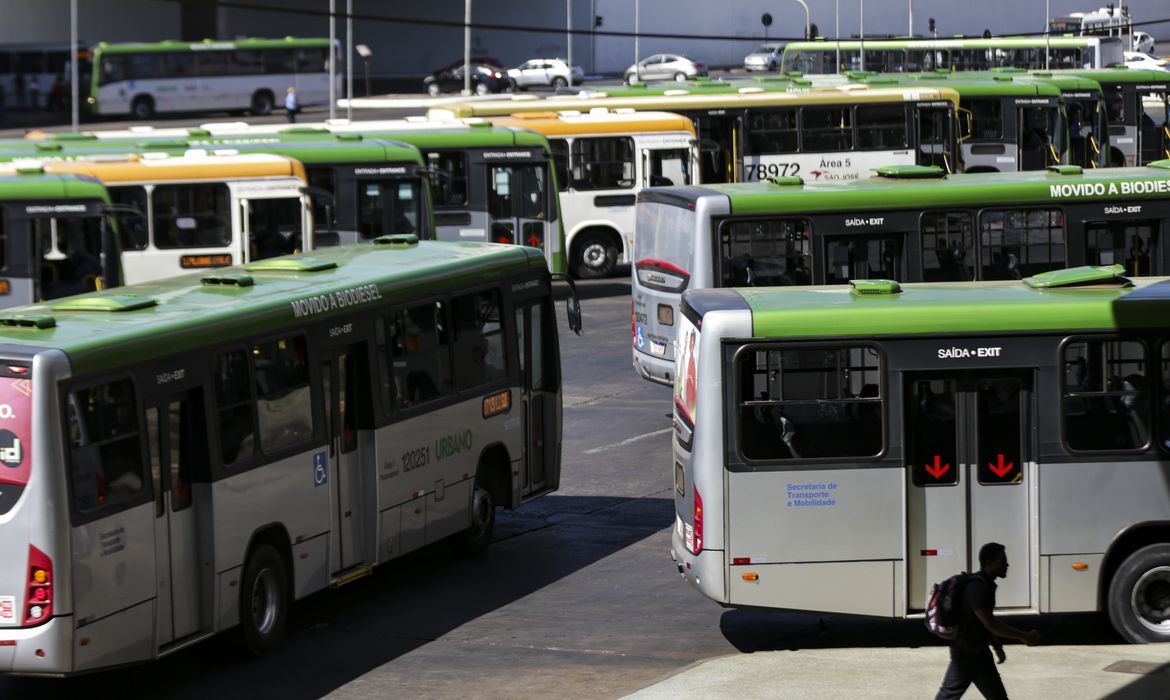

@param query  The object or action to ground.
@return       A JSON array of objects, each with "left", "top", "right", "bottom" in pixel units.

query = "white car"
[
  {"left": 1123, "top": 51, "right": 1169, "bottom": 72},
  {"left": 743, "top": 44, "right": 783, "bottom": 71},
  {"left": 624, "top": 54, "right": 707, "bottom": 84},
  {"left": 507, "top": 58, "right": 585, "bottom": 90},
  {"left": 1133, "top": 31, "right": 1155, "bottom": 55}
]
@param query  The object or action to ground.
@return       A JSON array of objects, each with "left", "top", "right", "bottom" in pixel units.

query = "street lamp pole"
[
  {"left": 328, "top": 0, "right": 336, "bottom": 120},
  {"left": 634, "top": 0, "right": 640, "bottom": 83},
  {"left": 346, "top": 0, "right": 353, "bottom": 121},
  {"left": 835, "top": 0, "right": 840, "bottom": 72},
  {"left": 464, "top": 0, "right": 472, "bottom": 95},
  {"left": 859, "top": 0, "right": 866, "bottom": 71},
  {"left": 1045, "top": 0, "right": 1051, "bottom": 69},
  {"left": 791, "top": 0, "right": 810, "bottom": 40},
  {"left": 908, "top": 0, "right": 913, "bottom": 37},
  {"left": 70, "top": 0, "right": 78, "bottom": 132},
  {"left": 566, "top": 0, "right": 572, "bottom": 76}
]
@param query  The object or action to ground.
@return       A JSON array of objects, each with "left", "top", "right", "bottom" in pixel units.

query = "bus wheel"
[
  {"left": 239, "top": 544, "right": 288, "bottom": 656},
  {"left": 250, "top": 90, "right": 275, "bottom": 117},
  {"left": 449, "top": 483, "right": 495, "bottom": 558},
  {"left": 1108, "top": 543, "right": 1170, "bottom": 643},
  {"left": 573, "top": 231, "right": 618, "bottom": 278},
  {"left": 130, "top": 96, "right": 154, "bottom": 119}
]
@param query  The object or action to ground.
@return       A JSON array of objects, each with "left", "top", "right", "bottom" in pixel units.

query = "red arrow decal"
[
  {"left": 989, "top": 454, "right": 1014, "bottom": 478},
  {"left": 925, "top": 455, "right": 950, "bottom": 480}
]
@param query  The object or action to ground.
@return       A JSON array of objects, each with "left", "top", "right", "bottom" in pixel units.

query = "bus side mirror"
[{"left": 551, "top": 272, "right": 583, "bottom": 335}]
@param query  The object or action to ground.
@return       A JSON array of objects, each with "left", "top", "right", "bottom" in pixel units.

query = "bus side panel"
[{"left": 728, "top": 560, "right": 897, "bottom": 616}]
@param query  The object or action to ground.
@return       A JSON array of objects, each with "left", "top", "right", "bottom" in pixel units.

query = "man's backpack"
[{"left": 925, "top": 572, "right": 971, "bottom": 640}]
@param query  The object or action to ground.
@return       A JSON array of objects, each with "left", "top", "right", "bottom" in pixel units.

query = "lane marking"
[{"left": 583, "top": 427, "right": 672, "bottom": 455}]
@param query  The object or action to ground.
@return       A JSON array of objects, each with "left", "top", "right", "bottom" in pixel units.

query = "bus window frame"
[
  {"left": 727, "top": 340, "right": 887, "bottom": 471},
  {"left": 716, "top": 215, "right": 813, "bottom": 288},
  {"left": 1059, "top": 334, "right": 1152, "bottom": 457},
  {"left": 976, "top": 206, "right": 1067, "bottom": 280}
]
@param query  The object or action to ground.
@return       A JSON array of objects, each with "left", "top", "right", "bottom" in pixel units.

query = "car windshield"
[{"left": 756, "top": 45, "right": 778, "bottom": 53}]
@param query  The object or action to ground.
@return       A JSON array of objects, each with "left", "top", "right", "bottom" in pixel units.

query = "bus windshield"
[{"left": 634, "top": 201, "right": 694, "bottom": 278}]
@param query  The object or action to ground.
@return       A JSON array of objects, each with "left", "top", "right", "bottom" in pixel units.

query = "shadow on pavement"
[
  {"left": 5, "top": 495, "right": 674, "bottom": 700},
  {"left": 719, "top": 608, "right": 1123, "bottom": 652},
  {"left": 1104, "top": 660, "right": 1170, "bottom": 699}
]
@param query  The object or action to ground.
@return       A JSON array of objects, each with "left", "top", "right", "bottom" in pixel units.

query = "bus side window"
[
  {"left": 67, "top": 378, "right": 146, "bottom": 515},
  {"left": 1063, "top": 339, "right": 1148, "bottom": 452},
  {"left": 395, "top": 301, "right": 453, "bottom": 408},
  {"left": 452, "top": 288, "right": 507, "bottom": 390},
  {"left": 376, "top": 314, "right": 400, "bottom": 413},
  {"left": 214, "top": 349, "right": 255, "bottom": 467},
  {"left": 251, "top": 335, "right": 314, "bottom": 454},
  {"left": 548, "top": 139, "right": 570, "bottom": 192}
]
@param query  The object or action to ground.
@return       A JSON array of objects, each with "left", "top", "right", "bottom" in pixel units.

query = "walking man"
[
  {"left": 936, "top": 542, "right": 1041, "bottom": 700},
  {"left": 284, "top": 86, "right": 300, "bottom": 123}
]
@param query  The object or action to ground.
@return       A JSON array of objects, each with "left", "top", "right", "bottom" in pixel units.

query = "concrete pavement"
[{"left": 626, "top": 643, "right": 1170, "bottom": 699}]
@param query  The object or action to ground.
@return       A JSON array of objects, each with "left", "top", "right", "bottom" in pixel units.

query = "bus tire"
[
  {"left": 238, "top": 544, "right": 289, "bottom": 656},
  {"left": 551, "top": 76, "right": 568, "bottom": 89},
  {"left": 572, "top": 230, "right": 619, "bottom": 279},
  {"left": 250, "top": 90, "right": 275, "bottom": 117},
  {"left": 1107, "top": 543, "right": 1170, "bottom": 643},
  {"left": 449, "top": 482, "right": 495, "bottom": 558},
  {"left": 130, "top": 96, "right": 154, "bottom": 119}
]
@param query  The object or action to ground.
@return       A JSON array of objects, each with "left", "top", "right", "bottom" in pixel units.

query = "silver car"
[
  {"left": 743, "top": 43, "right": 783, "bottom": 71},
  {"left": 507, "top": 58, "right": 586, "bottom": 90},
  {"left": 624, "top": 54, "right": 707, "bottom": 84}
]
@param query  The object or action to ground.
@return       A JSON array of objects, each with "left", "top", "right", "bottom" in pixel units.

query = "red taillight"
[
  {"left": 693, "top": 486, "right": 703, "bottom": 554},
  {"left": 24, "top": 545, "right": 52, "bottom": 626},
  {"left": 631, "top": 300, "right": 636, "bottom": 342}
]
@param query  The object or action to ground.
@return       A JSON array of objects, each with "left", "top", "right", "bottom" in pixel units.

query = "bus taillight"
[
  {"left": 692, "top": 486, "right": 703, "bottom": 554},
  {"left": 24, "top": 545, "right": 52, "bottom": 626}
]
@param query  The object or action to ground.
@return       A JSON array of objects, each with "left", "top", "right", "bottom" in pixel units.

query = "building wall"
[{"left": 0, "top": 0, "right": 179, "bottom": 44}]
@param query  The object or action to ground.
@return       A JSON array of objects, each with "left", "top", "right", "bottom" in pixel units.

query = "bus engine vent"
[
  {"left": 201, "top": 272, "right": 255, "bottom": 287},
  {"left": 373, "top": 233, "right": 420, "bottom": 248},
  {"left": 1149, "top": 159, "right": 1170, "bottom": 171},
  {"left": 244, "top": 258, "right": 338, "bottom": 273},
  {"left": 873, "top": 165, "right": 946, "bottom": 179},
  {"left": 50, "top": 295, "right": 160, "bottom": 312},
  {"left": 0, "top": 314, "right": 56, "bottom": 329},
  {"left": 850, "top": 279, "right": 902, "bottom": 295},
  {"left": 1023, "top": 264, "right": 1132, "bottom": 289}
]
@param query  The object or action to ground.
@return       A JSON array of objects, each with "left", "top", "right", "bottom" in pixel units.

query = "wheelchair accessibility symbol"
[
  {"left": 313, "top": 452, "right": 328, "bottom": 487},
  {"left": 636, "top": 326, "right": 645, "bottom": 350}
]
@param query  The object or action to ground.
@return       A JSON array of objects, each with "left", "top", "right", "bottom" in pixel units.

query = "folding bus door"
[
  {"left": 321, "top": 342, "right": 374, "bottom": 573},
  {"left": 905, "top": 371, "right": 1036, "bottom": 612},
  {"left": 488, "top": 164, "right": 550, "bottom": 252},
  {"left": 514, "top": 297, "right": 560, "bottom": 499}
]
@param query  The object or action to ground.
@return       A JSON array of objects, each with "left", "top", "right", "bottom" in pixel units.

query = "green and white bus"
[
  {"left": 781, "top": 36, "right": 1126, "bottom": 74},
  {"left": 633, "top": 163, "right": 1170, "bottom": 385},
  {"left": 85, "top": 37, "right": 340, "bottom": 119},
  {"left": 27, "top": 121, "right": 567, "bottom": 274},
  {"left": 430, "top": 86, "right": 963, "bottom": 183},
  {"left": 0, "top": 237, "right": 580, "bottom": 676},
  {"left": 0, "top": 170, "right": 121, "bottom": 304},
  {"left": 670, "top": 265, "right": 1170, "bottom": 643},
  {"left": 1058, "top": 69, "right": 1170, "bottom": 167}
]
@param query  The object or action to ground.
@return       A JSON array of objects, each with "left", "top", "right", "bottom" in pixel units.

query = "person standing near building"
[
  {"left": 936, "top": 542, "right": 1041, "bottom": 700},
  {"left": 284, "top": 86, "right": 300, "bottom": 123}
]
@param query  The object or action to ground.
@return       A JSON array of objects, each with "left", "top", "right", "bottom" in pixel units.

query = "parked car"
[
  {"left": 1123, "top": 50, "right": 1169, "bottom": 72},
  {"left": 423, "top": 58, "right": 509, "bottom": 96},
  {"left": 624, "top": 54, "right": 706, "bottom": 84},
  {"left": 743, "top": 43, "right": 783, "bottom": 71},
  {"left": 1133, "top": 31, "right": 1155, "bottom": 55},
  {"left": 508, "top": 58, "right": 585, "bottom": 90}
]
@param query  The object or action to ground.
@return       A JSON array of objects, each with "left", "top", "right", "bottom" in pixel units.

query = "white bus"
[
  {"left": 670, "top": 265, "right": 1170, "bottom": 644},
  {"left": 487, "top": 110, "right": 700, "bottom": 278},
  {"left": 0, "top": 239, "right": 580, "bottom": 675},
  {"left": 86, "top": 37, "right": 339, "bottom": 119},
  {"left": 2, "top": 152, "right": 313, "bottom": 285}
]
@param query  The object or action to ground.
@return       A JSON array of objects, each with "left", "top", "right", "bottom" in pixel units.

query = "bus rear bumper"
[
  {"left": 0, "top": 616, "right": 73, "bottom": 676},
  {"left": 633, "top": 349, "right": 673, "bottom": 387},
  {"left": 671, "top": 521, "right": 727, "bottom": 604}
]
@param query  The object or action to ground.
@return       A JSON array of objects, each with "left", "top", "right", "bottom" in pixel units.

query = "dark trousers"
[{"left": 936, "top": 646, "right": 1008, "bottom": 700}]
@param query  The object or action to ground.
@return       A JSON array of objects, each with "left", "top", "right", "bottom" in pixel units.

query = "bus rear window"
[
  {"left": 0, "top": 374, "right": 33, "bottom": 515},
  {"left": 634, "top": 201, "right": 694, "bottom": 276},
  {"left": 67, "top": 378, "right": 145, "bottom": 515},
  {"left": 736, "top": 346, "right": 882, "bottom": 462}
]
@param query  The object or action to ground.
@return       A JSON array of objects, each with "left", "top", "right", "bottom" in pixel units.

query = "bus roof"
[
  {"left": 0, "top": 171, "right": 110, "bottom": 202},
  {"left": 0, "top": 152, "right": 307, "bottom": 184},
  {"left": 93, "top": 37, "right": 332, "bottom": 53},
  {"left": 781, "top": 36, "right": 1120, "bottom": 51},
  {"left": 485, "top": 110, "right": 697, "bottom": 137},
  {"left": 1053, "top": 68, "right": 1170, "bottom": 87},
  {"left": 0, "top": 240, "right": 544, "bottom": 375},
  {"left": 429, "top": 86, "right": 962, "bottom": 119},
  {"left": 647, "top": 163, "right": 1170, "bottom": 215},
  {"left": 686, "top": 275, "right": 1170, "bottom": 339},
  {"left": 849, "top": 72, "right": 1065, "bottom": 97}
]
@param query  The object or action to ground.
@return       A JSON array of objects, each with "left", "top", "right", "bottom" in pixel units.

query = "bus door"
[
  {"left": 1018, "top": 102, "right": 1061, "bottom": 171},
  {"left": 487, "top": 163, "right": 549, "bottom": 251},
  {"left": 238, "top": 193, "right": 309, "bottom": 263},
  {"left": 905, "top": 371, "right": 1035, "bottom": 611},
  {"left": 147, "top": 388, "right": 208, "bottom": 646},
  {"left": 514, "top": 296, "right": 560, "bottom": 498},
  {"left": 1065, "top": 95, "right": 1104, "bottom": 168},
  {"left": 1084, "top": 219, "right": 1162, "bottom": 276},
  {"left": 692, "top": 112, "right": 741, "bottom": 183},
  {"left": 915, "top": 101, "right": 956, "bottom": 172},
  {"left": 321, "top": 341, "right": 373, "bottom": 572},
  {"left": 1137, "top": 87, "right": 1169, "bottom": 165}
]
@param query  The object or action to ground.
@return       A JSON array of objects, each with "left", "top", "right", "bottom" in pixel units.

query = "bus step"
[{"left": 330, "top": 565, "right": 373, "bottom": 588}]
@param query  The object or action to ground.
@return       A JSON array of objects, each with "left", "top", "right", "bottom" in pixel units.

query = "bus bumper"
[
  {"left": 633, "top": 348, "right": 673, "bottom": 387},
  {"left": 671, "top": 519, "right": 727, "bottom": 604},
  {"left": 0, "top": 616, "right": 73, "bottom": 676}
]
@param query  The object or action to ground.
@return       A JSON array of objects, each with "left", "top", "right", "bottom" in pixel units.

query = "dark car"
[{"left": 423, "top": 58, "right": 509, "bottom": 96}]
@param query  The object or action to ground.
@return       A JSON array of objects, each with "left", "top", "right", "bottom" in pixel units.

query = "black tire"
[
  {"left": 474, "top": 81, "right": 491, "bottom": 96},
  {"left": 572, "top": 231, "right": 619, "bottom": 279},
  {"left": 130, "top": 96, "right": 154, "bottom": 120},
  {"left": 1108, "top": 543, "right": 1170, "bottom": 643},
  {"left": 238, "top": 544, "right": 288, "bottom": 656},
  {"left": 426, "top": 82, "right": 441, "bottom": 97},
  {"left": 250, "top": 90, "right": 274, "bottom": 117},
  {"left": 551, "top": 76, "right": 568, "bottom": 89},
  {"left": 449, "top": 483, "right": 495, "bottom": 558},
  {"left": 624, "top": 73, "right": 637, "bottom": 86},
  {"left": 508, "top": 78, "right": 520, "bottom": 92}
]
